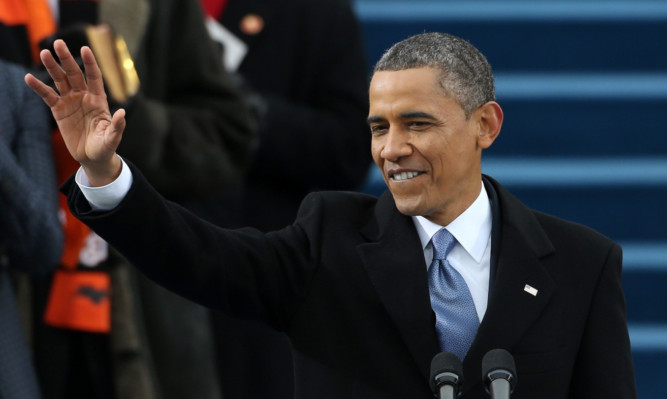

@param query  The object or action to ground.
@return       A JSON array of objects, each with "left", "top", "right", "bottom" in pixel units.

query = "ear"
[{"left": 476, "top": 101, "right": 503, "bottom": 149}]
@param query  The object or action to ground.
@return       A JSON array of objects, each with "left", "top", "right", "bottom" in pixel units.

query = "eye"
[
  {"left": 370, "top": 124, "right": 388, "bottom": 135},
  {"left": 407, "top": 121, "right": 431, "bottom": 130}
]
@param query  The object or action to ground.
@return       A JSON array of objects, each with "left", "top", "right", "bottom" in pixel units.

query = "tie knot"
[{"left": 431, "top": 229, "right": 456, "bottom": 260}]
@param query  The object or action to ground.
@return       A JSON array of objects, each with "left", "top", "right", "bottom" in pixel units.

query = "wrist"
[{"left": 82, "top": 154, "right": 122, "bottom": 187}]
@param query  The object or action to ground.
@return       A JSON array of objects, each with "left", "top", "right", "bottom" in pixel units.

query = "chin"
[{"left": 393, "top": 198, "right": 426, "bottom": 217}]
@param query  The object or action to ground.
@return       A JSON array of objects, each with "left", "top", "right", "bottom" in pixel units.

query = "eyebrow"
[
  {"left": 366, "top": 115, "right": 386, "bottom": 125},
  {"left": 399, "top": 111, "right": 438, "bottom": 120},
  {"left": 366, "top": 111, "right": 438, "bottom": 125}
]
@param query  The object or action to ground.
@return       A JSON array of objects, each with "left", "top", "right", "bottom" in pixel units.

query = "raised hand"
[{"left": 25, "top": 39, "right": 126, "bottom": 186}]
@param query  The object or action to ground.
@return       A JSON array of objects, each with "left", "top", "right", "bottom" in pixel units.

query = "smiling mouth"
[{"left": 390, "top": 171, "right": 423, "bottom": 181}]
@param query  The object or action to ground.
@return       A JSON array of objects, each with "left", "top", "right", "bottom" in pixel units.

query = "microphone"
[
  {"left": 430, "top": 352, "right": 463, "bottom": 399},
  {"left": 482, "top": 349, "right": 517, "bottom": 399}
]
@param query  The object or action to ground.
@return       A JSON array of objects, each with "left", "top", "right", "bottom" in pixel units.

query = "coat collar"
[{"left": 357, "top": 177, "right": 557, "bottom": 392}]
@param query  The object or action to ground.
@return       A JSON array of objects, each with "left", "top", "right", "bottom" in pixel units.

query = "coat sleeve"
[
  {"left": 569, "top": 243, "right": 637, "bottom": 398},
  {"left": 63, "top": 162, "right": 320, "bottom": 331}
]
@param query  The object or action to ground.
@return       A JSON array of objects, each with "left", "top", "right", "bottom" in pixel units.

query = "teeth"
[{"left": 392, "top": 171, "right": 419, "bottom": 181}]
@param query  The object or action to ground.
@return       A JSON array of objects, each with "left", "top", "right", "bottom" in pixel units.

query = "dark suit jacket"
[{"left": 63, "top": 163, "right": 636, "bottom": 399}]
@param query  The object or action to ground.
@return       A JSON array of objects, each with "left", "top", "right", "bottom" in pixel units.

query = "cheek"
[
  {"left": 370, "top": 141, "right": 383, "bottom": 165},
  {"left": 426, "top": 146, "right": 451, "bottom": 176},
  {"left": 434, "top": 135, "right": 473, "bottom": 168}
]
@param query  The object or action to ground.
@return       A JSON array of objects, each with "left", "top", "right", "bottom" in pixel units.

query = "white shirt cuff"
[{"left": 75, "top": 155, "right": 133, "bottom": 211}]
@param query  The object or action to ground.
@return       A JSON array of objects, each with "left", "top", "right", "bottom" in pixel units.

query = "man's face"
[{"left": 368, "top": 67, "right": 488, "bottom": 225}]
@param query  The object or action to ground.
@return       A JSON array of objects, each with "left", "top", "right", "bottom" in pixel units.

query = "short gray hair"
[{"left": 374, "top": 32, "right": 495, "bottom": 118}]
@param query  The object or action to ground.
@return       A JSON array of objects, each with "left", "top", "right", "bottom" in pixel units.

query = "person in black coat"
[
  {"left": 26, "top": 32, "right": 636, "bottom": 398},
  {"left": 202, "top": 0, "right": 370, "bottom": 228}
]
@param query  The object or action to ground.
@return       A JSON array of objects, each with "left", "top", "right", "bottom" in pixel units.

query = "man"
[{"left": 25, "top": 33, "right": 637, "bottom": 398}]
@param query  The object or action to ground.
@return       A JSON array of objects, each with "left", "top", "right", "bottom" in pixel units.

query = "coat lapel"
[
  {"left": 357, "top": 191, "right": 440, "bottom": 383},
  {"left": 462, "top": 177, "right": 557, "bottom": 394}
]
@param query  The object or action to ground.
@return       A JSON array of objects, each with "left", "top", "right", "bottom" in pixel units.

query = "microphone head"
[
  {"left": 430, "top": 352, "right": 464, "bottom": 394},
  {"left": 482, "top": 349, "right": 517, "bottom": 393}
]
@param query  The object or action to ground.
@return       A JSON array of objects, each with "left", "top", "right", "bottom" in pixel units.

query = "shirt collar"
[{"left": 412, "top": 182, "right": 492, "bottom": 263}]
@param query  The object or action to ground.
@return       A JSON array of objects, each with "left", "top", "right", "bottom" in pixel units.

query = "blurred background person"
[
  {"left": 1, "top": 0, "right": 255, "bottom": 398},
  {"left": 0, "top": 58, "right": 62, "bottom": 399},
  {"left": 200, "top": 0, "right": 371, "bottom": 398}
]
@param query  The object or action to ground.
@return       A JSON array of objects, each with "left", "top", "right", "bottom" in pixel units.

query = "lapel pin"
[
  {"left": 524, "top": 284, "right": 538, "bottom": 296},
  {"left": 240, "top": 14, "right": 264, "bottom": 35}
]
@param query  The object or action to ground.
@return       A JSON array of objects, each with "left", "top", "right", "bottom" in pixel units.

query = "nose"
[{"left": 381, "top": 128, "right": 412, "bottom": 162}]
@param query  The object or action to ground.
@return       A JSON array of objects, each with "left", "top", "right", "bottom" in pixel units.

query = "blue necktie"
[{"left": 428, "top": 229, "right": 479, "bottom": 361}]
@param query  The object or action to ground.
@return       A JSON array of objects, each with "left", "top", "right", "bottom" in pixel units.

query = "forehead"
[
  {"left": 370, "top": 68, "right": 441, "bottom": 96},
  {"left": 368, "top": 68, "right": 459, "bottom": 118}
]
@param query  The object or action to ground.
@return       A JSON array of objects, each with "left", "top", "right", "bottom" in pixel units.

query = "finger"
[
  {"left": 24, "top": 73, "right": 62, "bottom": 108},
  {"left": 109, "top": 108, "right": 126, "bottom": 141},
  {"left": 81, "top": 46, "right": 105, "bottom": 96},
  {"left": 39, "top": 48, "right": 71, "bottom": 95},
  {"left": 53, "top": 39, "right": 87, "bottom": 92}
]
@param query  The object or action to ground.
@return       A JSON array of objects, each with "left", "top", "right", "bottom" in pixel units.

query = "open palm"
[{"left": 25, "top": 39, "right": 125, "bottom": 182}]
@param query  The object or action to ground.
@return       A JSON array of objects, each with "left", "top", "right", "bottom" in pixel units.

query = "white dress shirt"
[
  {"left": 411, "top": 183, "right": 492, "bottom": 322},
  {"left": 76, "top": 156, "right": 133, "bottom": 211}
]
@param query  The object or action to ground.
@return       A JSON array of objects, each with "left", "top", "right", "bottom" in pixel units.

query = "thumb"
[{"left": 108, "top": 108, "right": 126, "bottom": 147}]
